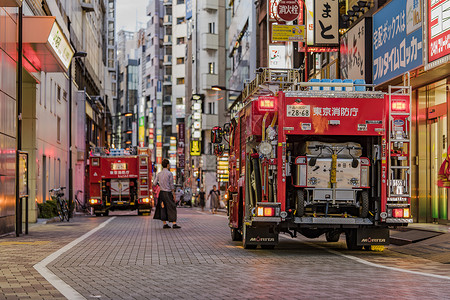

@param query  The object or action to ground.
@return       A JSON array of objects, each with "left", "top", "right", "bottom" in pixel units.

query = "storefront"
[{"left": 414, "top": 78, "right": 449, "bottom": 223}]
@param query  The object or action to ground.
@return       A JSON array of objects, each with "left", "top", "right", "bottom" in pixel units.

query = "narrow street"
[{"left": 1, "top": 209, "right": 449, "bottom": 299}]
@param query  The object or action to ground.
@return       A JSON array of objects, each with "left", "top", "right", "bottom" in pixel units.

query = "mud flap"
[
  {"left": 356, "top": 228, "right": 390, "bottom": 246},
  {"left": 244, "top": 225, "right": 278, "bottom": 246}
]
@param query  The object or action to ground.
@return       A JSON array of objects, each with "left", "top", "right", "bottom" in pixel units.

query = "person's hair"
[
  {"left": 162, "top": 158, "right": 170, "bottom": 168},
  {"left": 213, "top": 185, "right": 216, "bottom": 188}
]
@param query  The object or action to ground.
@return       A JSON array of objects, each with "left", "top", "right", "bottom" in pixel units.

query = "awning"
[
  {"left": 0, "top": 0, "right": 22, "bottom": 6},
  {"left": 23, "top": 16, "right": 74, "bottom": 73}
]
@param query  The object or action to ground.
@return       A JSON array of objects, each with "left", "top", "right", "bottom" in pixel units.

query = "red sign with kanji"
[{"left": 277, "top": 0, "right": 301, "bottom": 22}]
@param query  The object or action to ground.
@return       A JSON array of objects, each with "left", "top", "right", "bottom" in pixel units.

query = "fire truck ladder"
[
  {"left": 387, "top": 78, "right": 412, "bottom": 202},
  {"left": 231, "top": 68, "right": 300, "bottom": 115}
]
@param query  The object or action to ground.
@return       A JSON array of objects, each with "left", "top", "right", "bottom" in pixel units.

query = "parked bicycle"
[
  {"left": 74, "top": 190, "right": 92, "bottom": 215},
  {"left": 49, "top": 187, "right": 70, "bottom": 222}
]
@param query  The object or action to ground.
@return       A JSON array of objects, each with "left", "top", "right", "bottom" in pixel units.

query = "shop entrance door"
[{"left": 428, "top": 113, "right": 448, "bottom": 222}]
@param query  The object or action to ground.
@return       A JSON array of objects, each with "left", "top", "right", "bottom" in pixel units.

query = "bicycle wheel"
[
  {"left": 56, "top": 200, "right": 64, "bottom": 221},
  {"left": 62, "top": 200, "right": 70, "bottom": 221}
]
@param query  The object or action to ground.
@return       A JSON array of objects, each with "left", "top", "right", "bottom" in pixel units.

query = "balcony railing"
[
  {"left": 163, "top": 15, "right": 172, "bottom": 25},
  {"left": 163, "top": 95, "right": 172, "bottom": 106},
  {"left": 163, "top": 55, "right": 172, "bottom": 65},
  {"left": 163, "top": 0, "right": 172, "bottom": 5},
  {"left": 163, "top": 35, "right": 172, "bottom": 45}
]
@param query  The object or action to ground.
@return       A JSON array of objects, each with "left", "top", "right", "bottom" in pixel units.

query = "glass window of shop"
[{"left": 416, "top": 79, "right": 449, "bottom": 223}]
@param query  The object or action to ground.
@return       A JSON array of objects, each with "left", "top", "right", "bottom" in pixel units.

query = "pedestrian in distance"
[
  {"left": 197, "top": 187, "right": 206, "bottom": 211},
  {"left": 207, "top": 185, "right": 220, "bottom": 214},
  {"left": 153, "top": 159, "right": 181, "bottom": 229}
]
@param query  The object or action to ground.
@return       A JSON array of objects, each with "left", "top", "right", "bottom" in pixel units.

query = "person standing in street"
[
  {"left": 207, "top": 185, "right": 220, "bottom": 214},
  {"left": 197, "top": 187, "right": 206, "bottom": 211},
  {"left": 153, "top": 159, "right": 181, "bottom": 229}
]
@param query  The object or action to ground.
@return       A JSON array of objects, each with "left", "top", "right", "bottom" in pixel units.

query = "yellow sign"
[
  {"left": 190, "top": 140, "right": 201, "bottom": 156},
  {"left": 272, "top": 24, "right": 305, "bottom": 42}
]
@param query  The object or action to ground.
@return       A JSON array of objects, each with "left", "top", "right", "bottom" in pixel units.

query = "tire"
[
  {"left": 358, "top": 191, "right": 369, "bottom": 218},
  {"left": 103, "top": 210, "right": 109, "bottom": 216},
  {"left": 137, "top": 210, "right": 143, "bottom": 216},
  {"left": 95, "top": 213, "right": 101, "bottom": 217},
  {"left": 56, "top": 201, "right": 64, "bottom": 221},
  {"left": 325, "top": 230, "right": 341, "bottom": 242},
  {"left": 345, "top": 229, "right": 363, "bottom": 250},
  {"left": 63, "top": 201, "right": 70, "bottom": 221},
  {"left": 231, "top": 227, "right": 242, "bottom": 241},
  {"left": 242, "top": 224, "right": 257, "bottom": 249},
  {"left": 296, "top": 189, "right": 305, "bottom": 217}
]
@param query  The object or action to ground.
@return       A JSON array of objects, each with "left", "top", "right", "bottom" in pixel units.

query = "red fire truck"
[
  {"left": 88, "top": 147, "right": 154, "bottom": 216},
  {"left": 213, "top": 69, "right": 412, "bottom": 250}
]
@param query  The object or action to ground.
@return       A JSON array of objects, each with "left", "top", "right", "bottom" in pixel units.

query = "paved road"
[{"left": 1, "top": 208, "right": 449, "bottom": 299}]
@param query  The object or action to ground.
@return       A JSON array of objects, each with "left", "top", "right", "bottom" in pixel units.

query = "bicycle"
[
  {"left": 49, "top": 187, "right": 70, "bottom": 222},
  {"left": 74, "top": 190, "right": 92, "bottom": 215}
]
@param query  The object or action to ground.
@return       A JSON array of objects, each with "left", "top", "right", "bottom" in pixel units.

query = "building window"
[
  {"left": 176, "top": 77, "right": 185, "bottom": 85},
  {"left": 208, "top": 102, "right": 216, "bottom": 114},
  {"left": 57, "top": 85, "right": 61, "bottom": 102},
  {"left": 176, "top": 37, "right": 185, "bottom": 45},
  {"left": 177, "top": 17, "right": 184, "bottom": 24},
  {"left": 176, "top": 97, "right": 184, "bottom": 105},
  {"left": 208, "top": 62, "right": 215, "bottom": 74},
  {"left": 63, "top": 90, "right": 67, "bottom": 101},
  {"left": 177, "top": 0, "right": 184, "bottom": 4},
  {"left": 176, "top": 57, "right": 184, "bottom": 64},
  {"left": 208, "top": 22, "right": 215, "bottom": 34},
  {"left": 57, "top": 116, "right": 61, "bottom": 142}
]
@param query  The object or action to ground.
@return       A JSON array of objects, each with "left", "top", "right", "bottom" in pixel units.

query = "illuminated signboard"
[
  {"left": 111, "top": 163, "right": 128, "bottom": 171},
  {"left": 428, "top": 0, "right": 450, "bottom": 64},
  {"left": 47, "top": 20, "right": 74, "bottom": 70}
]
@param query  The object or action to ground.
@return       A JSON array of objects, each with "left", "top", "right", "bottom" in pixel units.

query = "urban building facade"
[
  {"left": 184, "top": 0, "right": 227, "bottom": 200},
  {"left": 0, "top": 0, "right": 115, "bottom": 235}
]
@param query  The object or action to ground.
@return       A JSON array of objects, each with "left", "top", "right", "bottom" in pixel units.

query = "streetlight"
[
  {"left": 68, "top": 51, "right": 87, "bottom": 218},
  {"left": 211, "top": 85, "right": 241, "bottom": 93}
]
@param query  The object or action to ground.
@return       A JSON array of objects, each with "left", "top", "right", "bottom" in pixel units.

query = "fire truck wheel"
[
  {"left": 231, "top": 227, "right": 242, "bottom": 241},
  {"left": 325, "top": 230, "right": 341, "bottom": 242},
  {"left": 358, "top": 191, "right": 369, "bottom": 218},
  {"left": 295, "top": 189, "right": 305, "bottom": 217},
  {"left": 345, "top": 229, "right": 363, "bottom": 250},
  {"left": 242, "top": 225, "right": 257, "bottom": 249},
  {"left": 95, "top": 213, "right": 101, "bottom": 217},
  {"left": 104, "top": 210, "right": 109, "bottom": 216}
]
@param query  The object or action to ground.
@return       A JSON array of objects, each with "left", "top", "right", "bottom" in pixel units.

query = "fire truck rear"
[
  {"left": 88, "top": 147, "right": 153, "bottom": 216},
  {"left": 213, "top": 69, "right": 412, "bottom": 250}
]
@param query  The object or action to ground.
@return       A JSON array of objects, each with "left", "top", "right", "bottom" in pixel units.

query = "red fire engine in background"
[
  {"left": 212, "top": 69, "right": 412, "bottom": 250},
  {"left": 88, "top": 147, "right": 154, "bottom": 216}
]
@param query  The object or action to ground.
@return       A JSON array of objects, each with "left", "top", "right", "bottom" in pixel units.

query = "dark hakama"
[{"left": 153, "top": 191, "right": 177, "bottom": 222}]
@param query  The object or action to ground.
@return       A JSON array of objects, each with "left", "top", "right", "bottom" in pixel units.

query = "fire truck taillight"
[
  {"left": 90, "top": 199, "right": 101, "bottom": 205},
  {"left": 256, "top": 206, "right": 275, "bottom": 217},
  {"left": 143, "top": 198, "right": 150, "bottom": 203},
  {"left": 392, "top": 208, "right": 403, "bottom": 218},
  {"left": 392, "top": 101, "right": 406, "bottom": 111}
]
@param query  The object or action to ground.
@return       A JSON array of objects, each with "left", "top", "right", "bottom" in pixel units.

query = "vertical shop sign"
[
  {"left": 138, "top": 116, "right": 145, "bottom": 147},
  {"left": 178, "top": 123, "right": 185, "bottom": 168},
  {"left": 373, "top": 0, "right": 423, "bottom": 85},
  {"left": 186, "top": 0, "right": 192, "bottom": 20},
  {"left": 306, "top": 0, "right": 314, "bottom": 45},
  {"left": 314, "top": 0, "right": 338, "bottom": 45},
  {"left": 428, "top": 0, "right": 450, "bottom": 63},
  {"left": 340, "top": 20, "right": 366, "bottom": 80}
]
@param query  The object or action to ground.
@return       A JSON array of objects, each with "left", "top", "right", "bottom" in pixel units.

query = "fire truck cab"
[
  {"left": 88, "top": 147, "right": 154, "bottom": 216},
  {"left": 213, "top": 69, "right": 412, "bottom": 250}
]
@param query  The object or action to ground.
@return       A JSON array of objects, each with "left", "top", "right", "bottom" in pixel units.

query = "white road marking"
[
  {"left": 279, "top": 235, "right": 450, "bottom": 281},
  {"left": 34, "top": 217, "right": 116, "bottom": 300}
]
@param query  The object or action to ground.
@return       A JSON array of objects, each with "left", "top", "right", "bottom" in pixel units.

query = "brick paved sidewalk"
[{"left": 0, "top": 216, "right": 104, "bottom": 299}]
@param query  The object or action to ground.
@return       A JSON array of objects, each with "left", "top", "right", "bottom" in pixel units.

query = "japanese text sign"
[
  {"left": 340, "top": 20, "right": 366, "bottom": 80},
  {"left": 277, "top": 0, "right": 301, "bottom": 22},
  {"left": 428, "top": 0, "right": 450, "bottom": 63},
  {"left": 373, "top": 0, "right": 423, "bottom": 85},
  {"left": 314, "top": 0, "right": 338, "bottom": 45},
  {"left": 272, "top": 24, "right": 305, "bottom": 42}
]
